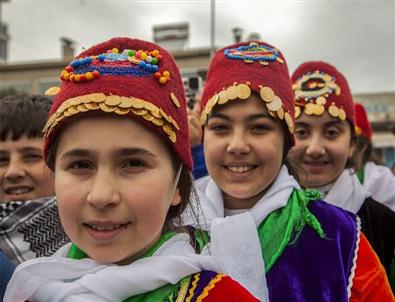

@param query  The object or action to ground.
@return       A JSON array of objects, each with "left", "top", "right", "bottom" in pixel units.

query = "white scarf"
[
  {"left": 4, "top": 233, "right": 223, "bottom": 302},
  {"left": 320, "top": 169, "right": 370, "bottom": 214},
  {"left": 363, "top": 162, "right": 395, "bottom": 212},
  {"left": 187, "top": 165, "right": 299, "bottom": 301}
]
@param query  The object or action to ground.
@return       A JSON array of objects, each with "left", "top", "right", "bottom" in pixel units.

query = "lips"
[
  {"left": 225, "top": 165, "right": 257, "bottom": 173},
  {"left": 84, "top": 221, "right": 130, "bottom": 241},
  {"left": 4, "top": 186, "right": 33, "bottom": 196}
]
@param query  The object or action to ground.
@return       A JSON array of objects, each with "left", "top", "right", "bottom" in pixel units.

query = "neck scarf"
[
  {"left": 189, "top": 165, "right": 299, "bottom": 301},
  {"left": 320, "top": 169, "right": 370, "bottom": 214},
  {"left": 362, "top": 162, "right": 395, "bottom": 212},
  {"left": 4, "top": 233, "right": 222, "bottom": 302}
]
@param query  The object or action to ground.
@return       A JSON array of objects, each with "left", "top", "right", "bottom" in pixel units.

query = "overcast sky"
[{"left": 2, "top": 0, "right": 394, "bottom": 93}]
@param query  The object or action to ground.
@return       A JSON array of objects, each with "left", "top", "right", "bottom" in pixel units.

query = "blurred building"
[{"left": 1, "top": 31, "right": 394, "bottom": 167}]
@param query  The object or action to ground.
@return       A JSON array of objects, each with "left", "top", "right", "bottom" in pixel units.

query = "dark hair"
[{"left": 0, "top": 93, "right": 52, "bottom": 141}]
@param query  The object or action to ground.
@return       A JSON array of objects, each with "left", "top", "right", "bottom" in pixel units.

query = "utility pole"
[{"left": 210, "top": 0, "right": 215, "bottom": 57}]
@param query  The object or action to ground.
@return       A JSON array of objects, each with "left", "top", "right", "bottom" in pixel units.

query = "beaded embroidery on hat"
[
  {"left": 293, "top": 70, "right": 347, "bottom": 120},
  {"left": 59, "top": 48, "right": 170, "bottom": 85},
  {"left": 224, "top": 41, "right": 284, "bottom": 65}
]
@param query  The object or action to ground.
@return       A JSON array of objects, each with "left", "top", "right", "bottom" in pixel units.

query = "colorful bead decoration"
[
  {"left": 59, "top": 48, "right": 167, "bottom": 85},
  {"left": 293, "top": 70, "right": 345, "bottom": 120},
  {"left": 224, "top": 41, "right": 284, "bottom": 65}
]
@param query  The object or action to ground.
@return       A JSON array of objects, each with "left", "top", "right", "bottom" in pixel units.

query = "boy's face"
[
  {"left": 203, "top": 94, "right": 285, "bottom": 210},
  {"left": 0, "top": 134, "right": 55, "bottom": 202},
  {"left": 288, "top": 111, "right": 355, "bottom": 188},
  {"left": 54, "top": 115, "right": 181, "bottom": 264}
]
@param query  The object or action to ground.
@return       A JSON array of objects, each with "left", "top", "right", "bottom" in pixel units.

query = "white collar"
[
  {"left": 4, "top": 234, "right": 222, "bottom": 302},
  {"left": 188, "top": 165, "right": 299, "bottom": 302},
  {"left": 321, "top": 169, "right": 370, "bottom": 214}
]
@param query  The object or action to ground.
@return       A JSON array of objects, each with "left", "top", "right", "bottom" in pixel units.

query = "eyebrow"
[
  {"left": 295, "top": 121, "right": 346, "bottom": 128},
  {"left": 209, "top": 112, "right": 272, "bottom": 122},
  {"left": 59, "top": 147, "right": 157, "bottom": 160},
  {"left": 19, "top": 147, "right": 42, "bottom": 153}
]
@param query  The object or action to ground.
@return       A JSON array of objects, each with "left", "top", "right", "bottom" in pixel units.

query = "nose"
[
  {"left": 226, "top": 129, "right": 250, "bottom": 155},
  {"left": 4, "top": 157, "right": 26, "bottom": 182},
  {"left": 305, "top": 133, "right": 326, "bottom": 158},
  {"left": 86, "top": 169, "right": 121, "bottom": 210}
]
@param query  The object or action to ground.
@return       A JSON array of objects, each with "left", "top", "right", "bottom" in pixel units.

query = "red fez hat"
[
  {"left": 200, "top": 41, "right": 295, "bottom": 140},
  {"left": 291, "top": 61, "right": 355, "bottom": 125},
  {"left": 43, "top": 37, "right": 192, "bottom": 170},
  {"left": 354, "top": 102, "right": 372, "bottom": 140}
]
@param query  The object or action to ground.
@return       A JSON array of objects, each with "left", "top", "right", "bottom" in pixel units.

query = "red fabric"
[
  {"left": 200, "top": 275, "right": 259, "bottom": 302},
  {"left": 43, "top": 37, "right": 192, "bottom": 170},
  {"left": 200, "top": 40, "right": 295, "bottom": 143},
  {"left": 350, "top": 233, "right": 394, "bottom": 302},
  {"left": 291, "top": 61, "right": 355, "bottom": 125},
  {"left": 354, "top": 102, "right": 373, "bottom": 140}
]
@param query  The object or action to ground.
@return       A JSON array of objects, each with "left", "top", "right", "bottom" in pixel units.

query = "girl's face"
[
  {"left": 204, "top": 94, "right": 285, "bottom": 209},
  {"left": 55, "top": 115, "right": 181, "bottom": 264},
  {"left": 288, "top": 111, "right": 355, "bottom": 188}
]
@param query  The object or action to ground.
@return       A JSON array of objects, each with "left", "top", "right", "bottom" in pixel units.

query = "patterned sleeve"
[{"left": 350, "top": 233, "right": 394, "bottom": 302}]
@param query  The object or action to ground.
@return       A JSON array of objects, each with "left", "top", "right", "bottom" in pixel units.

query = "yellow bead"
[
  {"left": 86, "top": 72, "right": 93, "bottom": 80},
  {"left": 152, "top": 50, "right": 159, "bottom": 57},
  {"left": 141, "top": 52, "right": 147, "bottom": 60},
  {"left": 159, "top": 77, "right": 167, "bottom": 84},
  {"left": 163, "top": 71, "right": 170, "bottom": 77},
  {"left": 74, "top": 74, "right": 81, "bottom": 82},
  {"left": 112, "top": 48, "right": 119, "bottom": 53}
]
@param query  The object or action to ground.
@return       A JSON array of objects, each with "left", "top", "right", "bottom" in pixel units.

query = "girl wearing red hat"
[
  {"left": 288, "top": 61, "right": 395, "bottom": 297},
  {"left": 353, "top": 102, "right": 395, "bottom": 213},
  {"left": 4, "top": 37, "right": 258, "bottom": 302},
  {"left": 184, "top": 42, "right": 394, "bottom": 301}
]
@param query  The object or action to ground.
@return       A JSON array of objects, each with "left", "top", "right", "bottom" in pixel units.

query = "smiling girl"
[
  {"left": 185, "top": 42, "right": 394, "bottom": 301},
  {"left": 4, "top": 37, "right": 258, "bottom": 302},
  {"left": 288, "top": 61, "right": 395, "bottom": 294}
]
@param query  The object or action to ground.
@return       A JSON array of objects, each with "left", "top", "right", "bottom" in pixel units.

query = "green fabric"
[
  {"left": 357, "top": 165, "right": 365, "bottom": 184},
  {"left": 257, "top": 189, "right": 326, "bottom": 273},
  {"left": 67, "top": 232, "right": 188, "bottom": 302},
  {"left": 194, "top": 229, "right": 210, "bottom": 252}
]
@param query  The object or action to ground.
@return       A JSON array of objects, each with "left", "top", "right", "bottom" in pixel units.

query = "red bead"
[
  {"left": 92, "top": 70, "right": 100, "bottom": 78},
  {"left": 65, "top": 66, "right": 73, "bottom": 72},
  {"left": 156, "top": 55, "right": 162, "bottom": 61},
  {"left": 80, "top": 75, "right": 87, "bottom": 81},
  {"left": 154, "top": 72, "right": 161, "bottom": 79}
]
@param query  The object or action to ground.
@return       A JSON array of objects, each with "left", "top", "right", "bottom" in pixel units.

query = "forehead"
[
  {"left": 296, "top": 111, "right": 350, "bottom": 128},
  {"left": 209, "top": 93, "right": 271, "bottom": 118},
  {"left": 0, "top": 134, "right": 43, "bottom": 151},
  {"left": 56, "top": 114, "right": 169, "bottom": 154}
]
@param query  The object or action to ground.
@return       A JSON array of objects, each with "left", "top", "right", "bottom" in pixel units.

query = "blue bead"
[{"left": 98, "top": 54, "right": 105, "bottom": 61}]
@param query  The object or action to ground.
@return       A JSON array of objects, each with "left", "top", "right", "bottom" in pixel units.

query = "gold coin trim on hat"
[
  {"left": 43, "top": 93, "right": 179, "bottom": 143},
  {"left": 200, "top": 83, "right": 294, "bottom": 133},
  {"left": 293, "top": 70, "right": 347, "bottom": 121}
]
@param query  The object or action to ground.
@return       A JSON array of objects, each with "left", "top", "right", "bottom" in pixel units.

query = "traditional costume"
[
  {"left": 4, "top": 37, "right": 258, "bottom": 302},
  {"left": 292, "top": 61, "right": 395, "bottom": 296},
  {"left": 184, "top": 42, "right": 394, "bottom": 301}
]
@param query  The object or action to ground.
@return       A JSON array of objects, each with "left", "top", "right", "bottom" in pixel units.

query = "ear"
[
  {"left": 171, "top": 187, "right": 181, "bottom": 206},
  {"left": 348, "top": 136, "right": 357, "bottom": 159}
]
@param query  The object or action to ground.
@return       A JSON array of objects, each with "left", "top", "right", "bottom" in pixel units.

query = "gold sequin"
[
  {"left": 304, "top": 103, "right": 315, "bottom": 115},
  {"left": 276, "top": 57, "right": 284, "bottom": 64},
  {"left": 99, "top": 102, "right": 117, "bottom": 112},
  {"left": 328, "top": 105, "right": 339, "bottom": 117},
  {"left": 313, "top": 104, "right": 325, "bottom": 115},
  {"left": 105, "top": 96, "right": 122, "bottom": 107},
  {"left": 277, "top": 107, "right": 285, "bottom": 120},
  {"left": 118, "top": 98, "right": 134, "bottom": 109},
  {"left": 76, "top": 104, "right": 89, "bottom": 112},
  {"left": 338, "top": 108, "right": 346, "bottom": 120},
  {"left": 170, "top": 93, "right": 180, "bottom": 108},
  {"left": 267, "top": 96, "right": 282, "bottom": 112},
  {"left": 45, "top": 87, "right": 60, "bottom": 96},
  {"left": 284, "top": 112, "right": 293, "bottom": 129},
  {"left": 218, "top": 90, "right": 229, "bottom": 105},
  {"left": 237, "top": 84, "right": 251, "bottom": 100},
  {"left": 132, "top": 109, "right": 148, "bottom": 116},
  {"left": 316, "top": 96, "right": 326, "bottom": 105},
  {"left": 142, "top": 113, "right": 155, "bottom": 122},
  {"left": 114, "top": 108, "right": 130, "bottom": 115},
  {"left": 260, "top": 87, "right": 275, "bottom": 102},
  {"left": 85, "top": 103, "right": 100, "bottom": 110},
  {"left": 295, "top": 106, "right": 301, "bottom": 119},
  {"left": 259, "top": 61, "right": 269, "bottom": 66}
]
